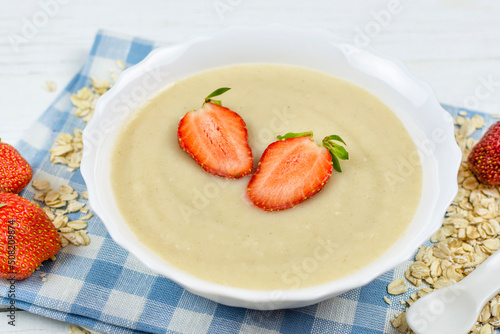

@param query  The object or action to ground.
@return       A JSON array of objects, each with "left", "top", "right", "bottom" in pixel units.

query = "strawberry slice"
[
  {"left": 247, "top": 131, "right": 348, "bottom": 211},
  {"left": 177, "top": 88, "right": 253, "bottom": 179}
]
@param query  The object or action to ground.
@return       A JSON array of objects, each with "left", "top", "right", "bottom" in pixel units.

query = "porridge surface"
[{"left": 111, "top": 64, "right": 422, "bottom": 290}]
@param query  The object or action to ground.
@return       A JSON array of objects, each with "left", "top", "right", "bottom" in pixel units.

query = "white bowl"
[{"left": 81, "top": 25, "right": 461, "bottom": 310}]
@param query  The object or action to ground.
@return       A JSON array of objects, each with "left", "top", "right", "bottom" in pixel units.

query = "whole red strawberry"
[
  {"left": 0, "top": 140, "right": 33, "bottom": 194},
  {"left": 0, "top": 193, "right": 61, "bottom": 280},
  {"left": 178, "top": 88, "right": 254, "bottom": 179},
  {"left": 247, "top": 131, "right": 348, "bottom": 211},
  {"left": 468, "top": 121, "right": 500, "bottom": 186}
]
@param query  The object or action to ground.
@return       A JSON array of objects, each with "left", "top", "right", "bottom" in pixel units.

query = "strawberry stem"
[
  {"left": 322, "top": 135, "right": 349, "bottom": 173},
  {"left": 205, "top": 87, "right": 231, "bottom": 106},
  {"left": 277, "top": 131, "right": 313, "bottom": 140},
  {"left": 0, "top": 203, "right": 6, "bottom": 209},
  {"left": 275, "top": 131, "right": 348, "bottom": 172}
]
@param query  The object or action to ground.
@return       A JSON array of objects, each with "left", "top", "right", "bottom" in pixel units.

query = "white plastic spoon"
[{"left": 406, "top": 249, "right": 500, "bottom": 334}]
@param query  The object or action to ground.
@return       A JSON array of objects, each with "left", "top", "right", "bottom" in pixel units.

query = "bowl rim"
[{"left": 81, "top": 24, "right": 462, "bottom": 309}]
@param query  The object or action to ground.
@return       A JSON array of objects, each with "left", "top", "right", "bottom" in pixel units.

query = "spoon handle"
[{"left": 458, "top": 249, "right": 500, "bottom": 304}]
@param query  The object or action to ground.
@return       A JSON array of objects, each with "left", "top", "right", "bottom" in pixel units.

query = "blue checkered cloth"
[{"left": 0, "top": 30, "right": 498, "bottom": 334}]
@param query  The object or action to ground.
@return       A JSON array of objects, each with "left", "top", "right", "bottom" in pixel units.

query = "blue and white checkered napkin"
[{"left": 0, "top": 30, "right": 497, "bottom": 334}]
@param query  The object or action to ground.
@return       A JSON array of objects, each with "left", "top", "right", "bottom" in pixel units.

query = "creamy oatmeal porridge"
[{"left": 110, "top": 64, "right": 422, "bottom": 290}]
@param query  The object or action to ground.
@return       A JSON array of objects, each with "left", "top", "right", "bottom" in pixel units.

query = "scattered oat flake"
[
  {"left": 60, "top": 192, "right": 78, "bottom": 201},
  {"left": 69, "top": 325, "right": 90, "bottom": 334},
  {"left": 34, "top": 191, "right": 47, "bottom": 202},
  {"left": 53, "top": 215, "right": 68, "bottom": 229},
  {"left": 45, "top": 189, "right": 60, "bottom": 202},
  {"left": 67, "top": 220, "right": 87, "bottom": 230},
  {"left": 388, "top": 279, "right": 407, "bottom": 295},
  {"left": 116, "top": 59, "right": 126, "bottom": 69},
  {"left": 43, "top": 81, "right": 57, "bottom": 92},
  {"left": 46, "top": 199, "right": 66, "bottom": 208},
  {"left": 67, "top": 201, "right": 85, "bottom": 213},
  {"left": 55, "top": 208, "right": 67, "bottom": 216},
  {"left": 59, "top": 185, "right": 74, "bottom": 194},
  {"left": 43, "top": 207, "right": 55, "bottom": 220},
  {"left": 384, "top": 296, "right": 392, "bottom": 305},
  {"left": 391, "top": 312, "right": 409, "bottom": 332},
  {"left": 59, "top": 227, "right": 74, "bottom": 233},
  {"left": 75, "top": 232, "right": 85, "bottom": 245},
  {"left": 80, "top": 231, "right": 91, "bottom": 245},
  {"left": 32, "top": 179, "right": 50, "bottom": 191},
  {"left": 80, "top": 212, "right": 93, "bottom": 220},
  {"left": 82, "top": 191, "right": 88, "bottom": 199},
  {"left": 60, "top": 237, "right": 69, "bottom": 248},
  {"left": 471, "top": 115, "right": 485, "bottom": 129},
  {"left": 62, "top": 232, "right": 79, "bottom": 245},
  {"left": 90, "top": 76, "right": 111, "bottom": 95}
]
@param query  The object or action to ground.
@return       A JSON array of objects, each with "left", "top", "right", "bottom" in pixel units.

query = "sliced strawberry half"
[
  {"left": 177, "top": 88, "right": 254, "bottom": 179},
  {"left": 247, "top": 131, "right": 348, "bottom": 211}
]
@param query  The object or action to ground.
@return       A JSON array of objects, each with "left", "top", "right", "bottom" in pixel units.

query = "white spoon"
[{"left": 406, "top": 249, "right": 500, "bottom": 334}]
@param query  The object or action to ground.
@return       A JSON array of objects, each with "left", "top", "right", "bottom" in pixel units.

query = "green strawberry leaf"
[
  {"left": 331, "top": 155, "right": 342, "bottom": 173},
  {"left": 277, "top": 131, "right": 313, "bottom": 140},
  {"left": 0, "top": 203, "right": 6, "bottom": 209},
  {"left": 205, "top": 87, "right": 231, "bottom": 104},
  {"left": 324, "top": 134, "right": 347, "bottom": 145},
  {"left": 331, "top": 145, "right": 349, "bottom": 160},
  {"left": 322, "top": 134, "right": 349, "bottom": 172}
]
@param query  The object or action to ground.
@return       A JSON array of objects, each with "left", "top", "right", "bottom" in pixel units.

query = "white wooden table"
[{"left": 1, "top": 0, "right": 500, "bottom": 332}]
